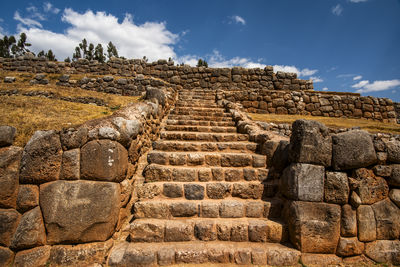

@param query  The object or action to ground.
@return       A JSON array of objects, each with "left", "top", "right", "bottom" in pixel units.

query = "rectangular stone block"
[{"left": 165, "top": 221, "right": 193, "bottom": 242}]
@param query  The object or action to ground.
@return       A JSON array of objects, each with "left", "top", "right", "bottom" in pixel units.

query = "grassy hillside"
[{"left": 0, "top": 71, "right": 140, "bottom": 146}]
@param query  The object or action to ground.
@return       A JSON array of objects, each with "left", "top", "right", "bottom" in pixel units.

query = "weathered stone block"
[
  {"left": 20, "top": 130, "right": 62, "bottom": 184},
  {"left": 0, "top": 209, "right": 20, "bottom": 247},
  {"left": 386, "top": 140, "right": 400, "bottom": 163},
  {"left": 14, "top": 246, "right": 50, "bottom": 267},
  {"left": 130, "top": 220, "right": 164, "bottom": 242},
  {"left": 220, "top": 200, "right": 244, "bottom": 218},
  {"left": 324, "top": 171, "right": 349, "bottom": 204},
  {"left": 81, "top": 140, "right": 128, "bottom": 182},
  {"left": 245, "top": 202, "right": 264, "bottom": 218},
  {"left": 390, "top": 189, "right": 400, "bottom": 208},
  {"left": 40, "top": 180, "right": 120, "bottom": 244},
  {"left": 289, "top": 120, "right": 332, "bottom": 166},
  {"left": 10, "top": 206, "right": 46, "bottom": 250},
  {"left": 336, "top": 237, "right": 364, "bottom": 257},
  {"left": 165, "top": 221, "right": 193, "bottom": 241},
  {"left": 341, "top": 204, "right": 357, "bottom": 237},
  {"left": 221, "top": 154, "right": 252, "bottom": 167},
  {"left": 163, "top": 183, "right": 183, "bottom": 198},
  {"left": 372, "top": 198, "right": 400, "bottom": 240},
  {"left": 248, "top": 220, "right": 268, "bottom": 242},
  {"left": 60, "top": 127, "right": 88, "bottom": 150},
  {"left": 60, "top": 148, "right": 80, "bottom": 180},
  {"left": 0, "top": 246, "right": 14, "bottom": 267},
  {"left": 281, "top": 163, "right": 325, "bottom": 202},
  {"left": 206, "top": 183, "right": 231, "bottom": 199},
  {"left": 0, "top": 146, "right": 22, "bottom": 209},
  {"left": 332, "top": 130, "right": 377, "bottom": 170},
  {"left": 287, "top": 201, "right": 340, "bottom": 253},
  {"left": 232, "top": 183, "right": 264, "bottom": 199},
  {"left": 201, "top": 202, "right": 219, "bottom": 218},
  {"left": 134, "top": 202, "right": 169, "bottom": 218},
  {"left": 17, "top": 185, "right": 39, "bottom": 213},
  {"left": 170, "top": 202, "right": 197, "bottom": 217},
  {"left": 357, "top": 205, "right": 376, "bottom": 242},
  {"left": 195, "top": 220, "right": 216, "bottom": 241},
  {"left": 184, "top": 184, "right": 204, "bottom": 200},
  {"left": 353, "top": 168, "right": 389, "bottom": 204},
  {"left": 230, "top": 223, "right": 248, "bottom": 242},
  {"left": 365, "top": 240, "right": 400, "bottom": 265},
  {"left": 389, "top": 164, "right": 400, "bottom": 186},
  {"left": 172, "top": 168, "right": 196, "bottom": 182}
]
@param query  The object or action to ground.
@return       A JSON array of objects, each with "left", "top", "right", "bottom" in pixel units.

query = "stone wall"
[
  {"left": 224, "top": 89, "right": 398, "bottom": 123},
  {"left": 0, "top": 56, "right": 314, "bottom": 91},
  {"left": 0, "top": 86, "right": 176, "bottom": 266},
  {"left": 220, "top": 98, "right": 400, "bottom": 265}
]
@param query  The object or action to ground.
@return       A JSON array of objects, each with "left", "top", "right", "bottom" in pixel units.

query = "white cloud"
[
  {"left": 352, "top": 79, "right": 400, "bottom": 93},
  {"left": 322, "top": 87, "right": 329, "bottom": 91},
  {"left": 332, "top": 4, "right": 343, "bottom": 16},
  {"left": 337, "top": 73, "right": 355, "bottom": 78},
  {"left": 349, "top": 0, "right": 368, "bottom": 3},
  {"left": 26, "top": 5, "right": 46, "bottom": 21},
  {"left": 310, "top": 76, "right": 323, "bottom": 83},
  {"left": 231, "top": 15, "right": 246, "bottom": 25},
  {"left": 17, "top": 8, "right": 178, "bottom": 61},
  {"left": 201, "top": 50, "right": 264, "bottom": 68},
  {"left": 353, "top": 75, "right": 362, "bottom": 80},
  {"left": 273, "top": 65, "right": 318, "bottom": 77},
  {"left": 44, "top": 2, "right": 60, "bottom": 14},
  {"left": 14, "top": 11, "right": 42, "bottom": 28}
]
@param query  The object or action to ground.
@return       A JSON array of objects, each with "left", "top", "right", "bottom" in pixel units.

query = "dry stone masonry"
[{"left": 1, "top": 56, "right": 400, "bottom": 266}]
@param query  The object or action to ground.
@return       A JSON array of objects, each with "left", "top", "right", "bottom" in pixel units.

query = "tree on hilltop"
[
  {"left": 107, "top": 41, "right": 118, "bottom": 59},
  {"left": 197, "top": 58, "right": 208, "bottom": 68},
  {"left": 94, "top": 44, "right": 106, "bottom": 63},
  {"left": 0, "top": 33, "right": 32, "bottom": 58}
]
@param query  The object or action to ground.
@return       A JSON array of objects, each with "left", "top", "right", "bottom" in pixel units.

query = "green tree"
[
  {"left": 72, "top": 46, "right": 81, "bottom": 61},
  {"left": 0, "top": 35, "right": 16, "bottom": 58},
  {"left": 107, "top": 41, "right": 118, "bottom": 59},
  {"left": 13, "top": 32, "right": 31, "bottom": 56},
  {"left": 79, "top": 38, "right": 88, "bottom": 58},
  {"left": 64, "top": 57, "right": 71, "bottom": 63},
  {"left": 94, "top": 44, "right": 106, "bottom": 63},
  {"left": 46, "top": 50, "right": 56, "bottom": 61},
  {"left": 87, "top": 43, "right": 94, "bottom": 60},
  {"left": 197, "top": 59, "right": 208, "bottom": 68}
]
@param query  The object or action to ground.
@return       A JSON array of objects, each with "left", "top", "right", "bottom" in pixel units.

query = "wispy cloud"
[
  {"left": 273, "top": 65, "right": 318, "bottom": 77},
  {"left": 14, "top": 11, "right": 42, "bottom": 28},
  {"left": 310, "top": 76, "right": 324, "bottom": 83},
  {"left": 332, "top": 4, "right": 343, "bottom": 16},
  {"left": 322, "top": 87, "right": 329, "bottom": 91},
  {"left": 353, "top": 75, "right": 362, "bottom": 80},
  {"left": 44, "top": 2, "right": 60, "bottom": 14},
  {"left": 26, "top": 5, "right": 46, "bottom": 21},
  {"left": 352, "top": 79, "right": 400, "bottom": 93},
  {"left": 337, "top": 73, "right": 356, "bottom": 78},
  {"left": 230, "top": 15, "right": 246, "bottom": 25}
]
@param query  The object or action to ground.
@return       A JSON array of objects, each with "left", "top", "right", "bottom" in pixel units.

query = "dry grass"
[
  {"left": 0, "top": 71, "right": 141, "bottom": 146},
  {"left": 249, "top": 113, "right": 400, "bottom": 135}
]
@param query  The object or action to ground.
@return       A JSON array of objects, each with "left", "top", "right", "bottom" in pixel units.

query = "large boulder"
[
  {"left": 0, "top": 247, "right": 14, "bottom": 267},
  {"left": 287, "top": 201, "right": 340, "bottom": 253},
  {"left": 145, "top": 87, "right": 166, "bottom": 106},
  {"left": 80, "top": 140, "right": 128, "bottom": 182},
  {"left": 16, "top": 185, "right": 39, "bottom": 213},
  {"left": 371, "top": 198, "right": 400, "bottom": 240},
  {"left": 365, "top": 240, "right": 400, "bottom": 265},
  {"left": 10, "top": 206, "right": 46, "bottom": 250},
  {"left": 0, "top": 146, "right": 22, "bottom": 208},
  {"left": 40, "top": 180, "right": 120, "bottom": 244},
  {"left": 341, "top": 204, "right": 357, "bottom": 237},
  {"left": 389, "top": 164, "right": 400, "bottom": 186},
  {"left": 19, "top": 130, "right": 62, "bottom": 184},
  {"left": 60, "top": 127, "right": 88, "bottom": 150},
  {"left": 332, "top": 130, "right": 377, "bottom": 170},
  {"left": 14, "top": 246, "right": 50, "bottom": 267},
  {"left": 289, "top": 120, "right": 332, "bottom": 166},
  {"left": 281, "top": 163, "right": 325, "bottom": 202},
  {"left": 0, "top": 126, "right": 16, "bottom": 147}
]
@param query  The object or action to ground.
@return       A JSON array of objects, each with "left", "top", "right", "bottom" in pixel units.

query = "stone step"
[
  {"left": 108, "top": 241, "right": 300, "bottom": 266},
  {"left": 179, "top": 96, "right": 215, "bottom": 100},
  {"left": 153, "top": 140, "right": 257, "bottom": 153},
  {"left": 173, "top": 106, "right": 225, "bottom": 111},
  {"left": 138, "top": 181, "right": 266, "bottom": 200},
  {"left": 163, "top": 125, "right": 237, "bottom": 133},
  {"left": 160, "top": 131, "right": 247, "bottom": 142},
  {"left": 169, "top": 110, "right": 231, "bottom": 117},
  {"left": 133, "top": 199, "right": 283, "bottom": 219},
  {"left": 129, "top": 218, "right": 286, "bottom": 244},
  {"left": 165, "top": 119, "right": 235, "bottom": 127},
  {"left": 167, "top": 115, "right": 234, "bottom": 122},
  {"left": 175, "top": 102, "right": 219, "bottom": 108},
  {"left": 143, "top": 164, "right": 269, "bottom": 183},
  {"left": 147, "top": 151, "right": 266, "bottom": 168}
]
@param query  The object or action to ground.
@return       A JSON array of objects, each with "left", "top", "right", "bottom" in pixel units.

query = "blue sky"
[{"left": 0, "top": 0, "right": 399, "bottom": 101}]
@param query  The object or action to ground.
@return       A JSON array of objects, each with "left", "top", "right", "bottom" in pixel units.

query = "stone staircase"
[{"left": 108, "top": 89, "right": 300, "bottom": 266}]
